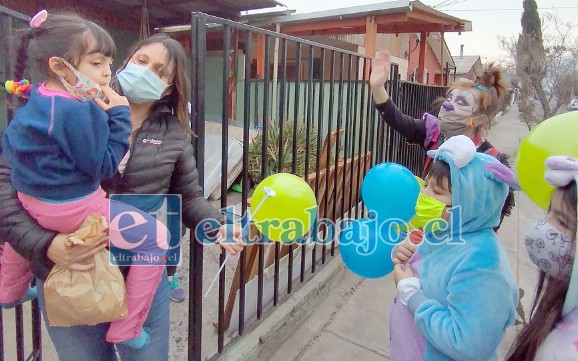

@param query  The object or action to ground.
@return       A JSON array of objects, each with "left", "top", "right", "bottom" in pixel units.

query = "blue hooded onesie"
[{"left": 389, "top": 135, "right": 519, "bottom": 361}]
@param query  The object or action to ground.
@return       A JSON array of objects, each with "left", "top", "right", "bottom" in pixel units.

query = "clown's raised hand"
[{"left": 370, "top": 51, "right": 391, "bottom": 104}]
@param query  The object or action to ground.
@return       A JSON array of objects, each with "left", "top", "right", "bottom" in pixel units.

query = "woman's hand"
[
  {"left": 47, "top": 233, "right": 108, "bottom": 271},
  {"left": 369, "top": 51, "right": 391, "bottom": 104},
  {"left": 216, "top": 224, "right": 247, "bottom": 255},
  {"left": 95, "top": 85, "right": 129, "bottom": 110}
]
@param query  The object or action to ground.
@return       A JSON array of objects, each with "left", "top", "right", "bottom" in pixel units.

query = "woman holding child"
[{"left": 0, "top": 10, "right": 243, "bottom": 361}]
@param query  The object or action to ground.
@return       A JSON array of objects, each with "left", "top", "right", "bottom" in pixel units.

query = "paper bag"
[{"left": 44, "top": 214, "right": 128, "bottom": 327}]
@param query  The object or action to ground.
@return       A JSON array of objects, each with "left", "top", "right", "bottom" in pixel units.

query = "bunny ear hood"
[
  {"left": 544, "top": 156, "right": 578, "bottom": 317},
  {"left": 427, "top": 135, "right": 513, "bottom": 234}
]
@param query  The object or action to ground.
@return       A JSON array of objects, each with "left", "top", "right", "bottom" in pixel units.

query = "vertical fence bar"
[
  {"left": 312, "top": 48, "right": 326, "bottom": 273},
  {"left": 188, "top": 12, "right": 206, "bottom": 361},
  {"left": 322, "top": 50, "right": 336, "bottom": 263},
  {"left": 32, "top": 289, "right": 41, "bottom": 361},
  {"left": 359, "top": 59, "right": 370, "bottom": 219},
  {"left": 274, "top": 38, "right": 288, "bottom": 306},
  {"left": 349, "top": 57, "right": 361, "bottom": 219},
  {"left": 239, "top": 29, "right": 253, "bottom": 335},
  {"left": 257, "top": 34, "right": 270, "bottom": 320},
  {"left": 15, "top": 306, "right": 24, "bottom": 361},
  {"left": 342, "top": 55, "right": 353, "bottom": 220},
  {"left": 287, "top": 41, "right": 302, "bottom": 294},
  {"left": 302, "top": 44, "right": 315, "bottom": 283},
  {"left": 361, "top": 57, "right": 375, "bottom": 218},
  {"left": 331, "top": 52, "right": 344, "bottom": 256},
  {"left": 216, "top": 24, "right": 231, "bottom": 352}
]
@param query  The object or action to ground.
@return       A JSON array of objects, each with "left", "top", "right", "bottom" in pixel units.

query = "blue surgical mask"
[{"left": 116, "top": 63, "right": 169, "bottom": 104}]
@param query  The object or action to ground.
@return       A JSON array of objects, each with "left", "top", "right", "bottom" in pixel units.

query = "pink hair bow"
[
  {"left": 544, "top": 155, "right": 578, "bottom": 187},
  {"left": 30, "top": 10, "right": 47, "bottom": 29}
]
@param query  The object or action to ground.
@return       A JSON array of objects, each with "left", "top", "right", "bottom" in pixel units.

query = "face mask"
[
  {"left": 59, "top": 58, "right": 104, "bottom": 102},
  {"left": 117, "top": 62, "right": 169, "bottom": 104},
  {"left": 438, "top": 107, "right": 472, "bottom": 139},
  {"left": 525, "top": 218, "right": 574, "bottom": 280},
  {"left": 414, "top": 192, "right": 449, "bottom": 232}
]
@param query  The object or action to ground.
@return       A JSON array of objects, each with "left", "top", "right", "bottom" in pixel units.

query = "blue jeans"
[{"left": 37, "top": 270, "right": 170, "bottom": 361}]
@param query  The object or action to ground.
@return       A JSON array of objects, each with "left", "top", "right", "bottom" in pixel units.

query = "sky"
[{"left": 275, "top": 0, "right": 578, "bottom": 63}]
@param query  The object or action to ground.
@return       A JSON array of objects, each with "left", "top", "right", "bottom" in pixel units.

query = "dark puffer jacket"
[{"left": 0, "top": 103, "right": 224, "bottom": 280}]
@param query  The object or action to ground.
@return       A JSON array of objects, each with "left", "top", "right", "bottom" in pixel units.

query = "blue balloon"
[
  {"left": 361, "top": 163, "right": 420, "bottom": 222},
  {"left": 339, "top": 218, "right": 401, "bottom": 278}
]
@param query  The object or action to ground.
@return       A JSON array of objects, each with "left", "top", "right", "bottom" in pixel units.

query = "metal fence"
[
  {"left": 187, "top": 13, "right": 446, "bottom": 361},
  {"left": 0, "top": 7, "right": 446, "bottom": 360}
]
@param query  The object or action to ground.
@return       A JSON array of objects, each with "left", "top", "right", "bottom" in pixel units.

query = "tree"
[
  {"left": 518, "top": 0, "right": 549, "bottom": 120},
  {"left": 499, "top": 6, "right": 578, "bottom": 128}
]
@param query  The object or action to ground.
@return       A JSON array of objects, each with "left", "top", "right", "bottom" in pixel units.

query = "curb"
[{"left": 215, "top": 256, "right": 347, "bottom": 361}]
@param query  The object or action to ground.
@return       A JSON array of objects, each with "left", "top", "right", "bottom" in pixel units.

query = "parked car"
[{"left": 568, "top": 99, "right": 578, "bottom": 111}]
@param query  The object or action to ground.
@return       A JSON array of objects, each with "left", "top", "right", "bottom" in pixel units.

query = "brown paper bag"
[{"left": 44, "top": 214, "right": 128, "bottom": 327}]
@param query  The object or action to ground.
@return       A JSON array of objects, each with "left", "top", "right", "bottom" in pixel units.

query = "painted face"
[
  {"left": 438, "top": 89, "right": 477, "bottom": 139},
  {"left": 442, "top": 89, "right": 477, "bottom": 115}
]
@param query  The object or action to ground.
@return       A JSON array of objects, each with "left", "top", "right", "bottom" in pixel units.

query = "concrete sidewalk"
[{"left": 270, "top": 105, "right": 544, "bottom": 361}]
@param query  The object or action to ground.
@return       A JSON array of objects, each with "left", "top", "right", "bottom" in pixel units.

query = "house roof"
[
  {"left": 454, "top": 55, "right": 481, "bottom": 74},
  {"left": 267, "top": 0, "right": 471, "bottom": 35},
  {"left": 1, "top": 0, "right": 284, "bottom": 31},
  {"left": 164, "top": 0, "right": 471, "bottom": 35},
  {"left": 105, "top": 0, "right": 285, "bottom": 25}
]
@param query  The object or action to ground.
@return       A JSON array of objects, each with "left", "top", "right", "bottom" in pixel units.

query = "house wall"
[
  {"left": 406, "top": 33, "right": 441, "bottom": 85},
  {"left": 457, "top": 67, "right": 476, "bottom": 81}
]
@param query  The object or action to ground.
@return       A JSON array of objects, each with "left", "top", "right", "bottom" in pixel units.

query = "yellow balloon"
[
  {"left": 415, "top": 176, "right": 425, "bottom": 188},
  {"left": 250, "top": 173, "right": 318, "bottom": 243},
  {"left": 516, "top": 112, "right": 578, "bottom": 210}
]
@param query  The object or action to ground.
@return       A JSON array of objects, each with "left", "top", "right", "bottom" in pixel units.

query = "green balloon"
[
  {"left": 515, "top": 111, "right": 578, "bottom": 210},
  {"left": 251, "top": 173, "right": 318, "bottom": 243},
  {"left": 415, "top": 176, "right": 425, "bottom": 188}
]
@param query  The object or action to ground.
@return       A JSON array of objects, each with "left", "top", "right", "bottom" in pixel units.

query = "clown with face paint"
[{"left": 370, "top": 51, "right": 514, "bottom": 231}]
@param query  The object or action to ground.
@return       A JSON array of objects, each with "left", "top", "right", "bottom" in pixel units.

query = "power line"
[
  {"left": 442, "top": 6, "right": 578, "bottom": 11},
  {"left": 433, "top": 0, "right": 468, "bottom": 9}
]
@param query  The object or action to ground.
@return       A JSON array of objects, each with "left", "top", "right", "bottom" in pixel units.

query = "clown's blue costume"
[{"left": 389, "top": 135, "right": 519, "bottom": 361}]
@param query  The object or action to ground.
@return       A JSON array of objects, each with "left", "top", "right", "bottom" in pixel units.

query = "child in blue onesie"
[{"left": 390, "top": 135, "right": 519, "bottom": 361}]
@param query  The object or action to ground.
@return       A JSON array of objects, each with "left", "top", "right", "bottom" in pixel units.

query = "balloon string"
[
  {"left": 204, "top": 253, "right": 231, "bottom": 298},
  {"left": 204, "top": 193, "right": 272, "bottom": 298}
]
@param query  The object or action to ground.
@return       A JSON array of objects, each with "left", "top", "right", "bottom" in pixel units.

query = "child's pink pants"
[{"left": 0, "top": 188, "right": 169, "bottom": 343}]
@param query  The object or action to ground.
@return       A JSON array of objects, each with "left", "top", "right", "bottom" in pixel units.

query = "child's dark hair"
[
  {"left": 425, "top": 160, "right": 452, "bottom": 190},
  {"left": 506, "top": 181, "right": 577, "bottom": 360},
  {"left": 14, "top": 12, "right": 115, "bottom": 81}
]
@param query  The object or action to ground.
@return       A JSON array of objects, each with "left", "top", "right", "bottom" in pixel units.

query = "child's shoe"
[
  {"left": 0, "top": 286, "right": 37, "bottom": 309},
  {"left": 119, "top": 327, "right": 150, "bottom": 349},
  {"left": 168, "top": 273, "right": 186, "bottom": 302}
]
